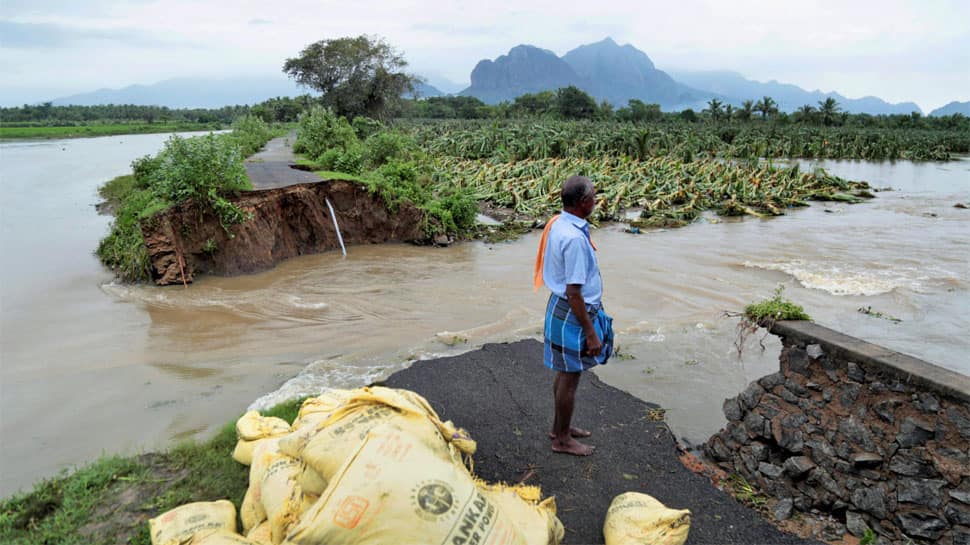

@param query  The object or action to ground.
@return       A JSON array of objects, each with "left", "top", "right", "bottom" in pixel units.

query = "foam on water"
[{"left": 743, "top": 259, "right": 935, "bottom": 296}]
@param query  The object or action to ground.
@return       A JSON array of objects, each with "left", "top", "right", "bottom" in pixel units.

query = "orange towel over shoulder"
[{"left": 533, "top": 214, "right": 596, "bottom": 292}]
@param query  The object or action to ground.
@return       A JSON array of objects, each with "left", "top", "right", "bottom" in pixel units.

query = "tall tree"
[
  {"left": 817, "top": 97, "right": 841, "bottom": 126},
  {"left": 795, "top": 104, "right": 817, "bottom": 124},
  {"left": 703, "top": 98, "right": 724, "bottom": 122},
  {"left": 556, "top": 86, "right": 598, "bottom": 119},
  {"left": 282, "top": 35, "right": 416, "bottom": 120},
  {"left": 736, "top": 100, "right": 754, "bottom": 121},
  {"left": 754, "top": 96, "right": 778, "bottom": 119}
]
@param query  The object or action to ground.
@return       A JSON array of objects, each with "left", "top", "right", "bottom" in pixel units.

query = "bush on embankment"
[
  {"left": 96, "top": 116, "right": 280, "bottom": 282},
  {"left": 0, "top": 399, "right": 302, "bottom": 545},
  {"left": 294, "top": 107, "right": 478, "bottom": 239}
]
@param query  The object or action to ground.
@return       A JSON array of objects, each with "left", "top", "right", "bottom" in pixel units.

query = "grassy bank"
[
  {"left": 0, "top": 400, "right": 301, "bottom": 545},
  {"left": 96, "top": 116, "right": 283, "bottom": 282},
  {"left": 0, "top": 123, "right": 226, "bottom": 140}
]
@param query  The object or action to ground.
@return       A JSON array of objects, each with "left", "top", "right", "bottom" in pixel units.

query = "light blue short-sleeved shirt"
[{"left": 541, "top": 210, "right": 603, "bottom": 306}]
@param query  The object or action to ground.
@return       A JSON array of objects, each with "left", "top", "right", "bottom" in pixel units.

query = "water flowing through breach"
[{"left": 1, "top": 134, "right": 967, "bottom": 495}]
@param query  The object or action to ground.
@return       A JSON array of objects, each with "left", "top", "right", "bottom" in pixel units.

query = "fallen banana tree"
[{"left": 429, "top": 155, "right": 874, "bottom": 227}]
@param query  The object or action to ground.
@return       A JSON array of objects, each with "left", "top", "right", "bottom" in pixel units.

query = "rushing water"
[{"left": 1, "top": 135, "right": 967, "bottom": 496}]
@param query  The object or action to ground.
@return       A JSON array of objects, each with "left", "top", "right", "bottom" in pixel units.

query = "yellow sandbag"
[
  {"left": 603, "top": 492, "right": 691, "bottom": 545},
  {"left": 247, "top": 522, "right": 272, "bottom": 544},
  {"left": 480, "top": 483, "right": 564, "bottom": 545},
  {"left": 240, "top": 487, "right": 266, "bottom": 534},
  {"left": 237, "top": 411, "right": 291, "bottom": 441},
  {"left": 234, "top": 436, "right": 288, "bottom": 467},
  {"left": 149, "top": 500, "right": 237, "bottom": 545},
  {"left": 292, "top": 389, "right": 353, "bottom": 427},
  {"left": 233, "top": 411, "right": 292, "bottom": 466},
  {"left": 286, "top": 424, "right": 553, "bottom": 545},
  {"left": 248, "top": 449, "right": 304, "bottom": 545},
  {"left": 296, "top": 462, "right": 327, "bottom": 496},
  {"left": 282, "top": 386, "right": 475, "bottom": 482},
  {"left": 188, "top": 529, "right": 261, "bottom": 544}
]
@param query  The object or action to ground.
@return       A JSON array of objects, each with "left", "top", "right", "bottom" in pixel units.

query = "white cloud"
[{"left": 1, "top": 0, "right": 967, "bottom": 110}]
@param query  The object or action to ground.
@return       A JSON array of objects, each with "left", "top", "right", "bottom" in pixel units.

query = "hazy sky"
[{"left": 1, "top": 0, "right": 967, "bottom": 111}]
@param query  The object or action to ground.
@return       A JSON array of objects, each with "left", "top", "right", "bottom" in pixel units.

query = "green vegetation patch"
[
  {"left": 0, "top": 399, "right": 304, "bottom": 545},
  {"left": 395, "top": 118, "right": 968, "bottom": 162},
  {"left": 96, "top": 116, "right": 278, "bottom": 282},
  {"left": 294, "top": 107, "right": 478, "bottom": 239},
  {"left": 744, "top": 285, "right": 811, "bottom": 323}
]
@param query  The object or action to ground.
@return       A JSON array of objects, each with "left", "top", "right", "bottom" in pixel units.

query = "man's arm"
[{"left": 565, "top": 283, "right": 602, "bottom": 357}]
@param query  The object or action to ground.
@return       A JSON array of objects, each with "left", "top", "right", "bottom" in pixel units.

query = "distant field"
[{"left": 0, "top": 122, "right": 225, "bottom": 139}]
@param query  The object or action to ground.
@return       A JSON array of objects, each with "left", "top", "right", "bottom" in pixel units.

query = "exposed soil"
[
  {"left": 77, "top": 454, "right": 188, "bottom": 545},
  {"left": 141, "top": 179, "right": 426, "bottom": 285}
]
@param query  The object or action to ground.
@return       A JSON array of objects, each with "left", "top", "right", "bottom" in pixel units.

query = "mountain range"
[
  {"left": 461, "top": 38, "right": 704, "bottom": 109},
  {"left": 50, "top": 76, "right": 306, "bottom": 109},
  {"left": 41, "top": 38, "right": 962, "bottom": 115},
  {"left": 460, "top": 38, "right": 923, "bottom": 114},
  {"left": 928, "top": 101, "right": 970, "bottom": 117},
  {"left": 668, "top": 70, "right": 921, "bottom": 115}
]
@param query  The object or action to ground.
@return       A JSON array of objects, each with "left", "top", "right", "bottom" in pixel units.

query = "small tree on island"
[{"left": 283, "top": 35, "right": 417, "bottom": 120}]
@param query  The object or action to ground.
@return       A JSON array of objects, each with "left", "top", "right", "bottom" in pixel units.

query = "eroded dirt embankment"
[{"left": 142, "top": 180, "right": 425, "bottom": 285}]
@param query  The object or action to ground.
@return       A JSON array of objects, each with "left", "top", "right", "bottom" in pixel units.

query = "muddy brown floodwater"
[{"left": 1, "top": 135, "right": 967, "bottom": 496}]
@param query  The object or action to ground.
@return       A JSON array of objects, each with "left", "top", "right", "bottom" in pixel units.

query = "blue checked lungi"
[{"left": 543, "top": 293, "right": 614, "bottom": 372}]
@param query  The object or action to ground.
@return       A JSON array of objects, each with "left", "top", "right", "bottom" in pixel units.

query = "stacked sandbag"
[
  {"left": 278, "top": 387, "right": 476, "bottom": 483},
  {"left": 232, "top": 411, "right": 292, "bottom": 466},
  {"left": 603, "top": 492, "right": 691, "bottom": 545},
  {"left": 246, "top": 437, "right": 316, "bottom": 544},
  {"left": 156, "top": 386, "right": 562, "bottom": 545},
  {"left": 286, "top": 424, "right": 563, "bottom": 545},
  {"left": 149, "top": 500, "right": 260, "bottom": 545}
]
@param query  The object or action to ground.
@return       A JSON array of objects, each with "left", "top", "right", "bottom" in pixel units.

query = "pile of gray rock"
[{"left": 705, "top": 322, "right": 970, "bottom": 545}]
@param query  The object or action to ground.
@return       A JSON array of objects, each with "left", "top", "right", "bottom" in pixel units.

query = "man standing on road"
[{"left": 534, "top": 175, "right": 614, "bottom": 456}]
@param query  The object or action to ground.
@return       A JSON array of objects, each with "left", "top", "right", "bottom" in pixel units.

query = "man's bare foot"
[
  {"left": 548, "top": 427, "right": 592, "bottom": 439},
  {"left": 551, "top": 437, "right": 595, "bottom": 456}
]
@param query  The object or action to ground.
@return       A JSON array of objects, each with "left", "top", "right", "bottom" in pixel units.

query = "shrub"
[
  {"left": 228, "top": 114, "right": 274, "bottom": 156},
  {"left": 352, "top": 116, "right": 383, "bottom": 140},
  {"left": 744, "top": 285, "right": 810, "bottom": 323},
  {"left": 293, "top": 106, "right": 359, "bottom": 160},
  {"left": 363, "top": 131, "right": 415, "bottom": 168},
  {"left": 150, "top": 134, "right": 250, "bottom": 205}
]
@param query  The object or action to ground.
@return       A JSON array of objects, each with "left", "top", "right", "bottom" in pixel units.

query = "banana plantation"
[
  {"left": 396, "top": 119, "right": 967, "bottom": 162},
  {"left": 297, "top": 114, "right": 969, "bottom": 234}
]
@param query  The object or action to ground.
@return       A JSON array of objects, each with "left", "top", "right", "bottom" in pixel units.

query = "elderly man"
[{"left": 534, "top": 175, "right": 613, "bottom": 456}]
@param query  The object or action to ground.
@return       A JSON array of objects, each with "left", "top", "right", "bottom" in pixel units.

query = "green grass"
[
  {"left": 97, "top": 174, "right": 137, "bottom": 212},
  {"left": 0, "top": 398, "right": 305, "bottom": 545},
  {"left": 314, "top": 169, "right": 365, "bottom": 182},
  {"left": 0, "top": 123, "right": 224, "bottom": 139},
  {"left": 744, "top": 285, "right": 811, "bottom": 323}
]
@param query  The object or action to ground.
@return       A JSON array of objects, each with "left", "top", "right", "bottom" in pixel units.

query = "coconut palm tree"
[
  {"left": 754, "top": 96, "right": 778, "bottom": 119},
  {"left": 736, "top": 100, "right": 754, "bottom": 121},
  {"left": 795, "top": 104, "right": 817, "bottom": 124},
  {"left": 817, "top": 97, "right": 842, "bottom": 126},
  {"left": 703, "top": 99, "right": 724, "bottom": 122}
]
